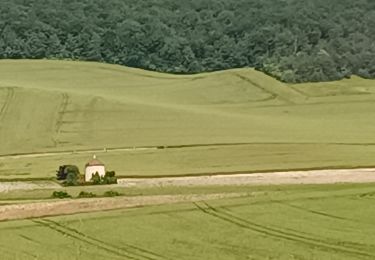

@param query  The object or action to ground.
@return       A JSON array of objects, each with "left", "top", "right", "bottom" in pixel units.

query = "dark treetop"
[{"left": 0, "top": 0, "right": 374, "bottom": 83}]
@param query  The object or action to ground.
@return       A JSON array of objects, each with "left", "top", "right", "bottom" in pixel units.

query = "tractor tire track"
[
  {"left": 52, "top": 93, "right": 69, "bottom": 147},
  {"left": 217, "top": 202, "right": 372, "bottom": 252},
  {"left": 206, "top": 202, "right": 374, "bottom": 256},
  {"left": 0, "top": 87, "right": 15, "bottom": 123},
  {"left": 194, "top": 202, "right": 373, "bottom": 258},
  {"left": 235, "top": 74, "right": 278, "bottom": 102},
  {"left": 82, "top": 96, "right": 100, "bottom": 141},
  {"left": 275, "top": 201, "right": 352, "bottom": 221},
  {"left": 32, "top": 219, "right": 142, "bottom": 260},
  {"left": 235, "top": 73, "right": 307, "bottom": 104},
  {"left": 43, "top": 219, "right": 168, "bottom": 260},
  {"left": 33, "top": 218, "right": 168, "bottom": 260}
]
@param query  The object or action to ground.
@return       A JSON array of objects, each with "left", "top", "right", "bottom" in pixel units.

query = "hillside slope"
[
  {"left": 0, "top": 60, "right": 375, "bottom": 179},
  {"left": 1, "top": 0, "right": 375, "bottom": 82}
]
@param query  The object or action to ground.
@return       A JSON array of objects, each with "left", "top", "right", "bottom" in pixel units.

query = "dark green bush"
[
  {"left": 64, "top": 171, "right": 79, "bottom": 186},
  {"left": 103, "top": 191, "right": 121, "bottom": 197},
  {"left": 77, "top": 191, "right": 97, "bottom": 198},
  {"left": 52, "top": 191, "right": 71, "bottom": 199},
  {"left": 90, "top": 171, "right": 117, "bottom": 185},
  {"left": 102, "top": 171, "right": 118, "bottom": 185},
  {"left": 91, "top": 172, "right": 102, "bottom": 185},
  {"left": 56, "top": 165, "right": 80, "bottom": 181}
]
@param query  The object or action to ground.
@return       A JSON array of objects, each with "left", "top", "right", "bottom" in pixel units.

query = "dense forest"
[{"left": 0, "top": 0, "right": 374, "bottom": 83}]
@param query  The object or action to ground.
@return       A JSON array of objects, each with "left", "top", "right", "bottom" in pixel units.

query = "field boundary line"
[{"left": 2, "top": 141, "right": 375, "bottom": 160}]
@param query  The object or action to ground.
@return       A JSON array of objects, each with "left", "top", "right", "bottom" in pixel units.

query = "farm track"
[
  {"left": 0, "top": 193, "right": 245, "bottom": 221},
  {"left": 2, "top": 168, "right": 375, "bottom": 193},
  {"left": 234, "top": 73, "right": 278, "bottom": 102},
  {"left": 220, "top": 203, "right": 373, "bottom": 251},
  {"left": 19, "top": 234, "right": 41, "bottom": 245},
  {"left": 1, "top": 141, "right": 375, "bottom": 161},
  {"left": 235, "top": 74, "right": 278, "bottom": 101},
  {"left": 82, "top": 96, "right": 100, "bottom": 141},
  {"left": 118, "top": 168, "right": 375, "bottom": 187},
  {"left": 32, "top": 219, "right": 167, "bottom": 260},
  {"left": 0, "top": 87, "right": 15, "bottom": 122},
  {"left": 52, "top": 93, "right": 69, "bottom": 147},
  {"left": 276, "top": 201, "right": 352, "bottom": 221},
  {"left": 235, "top": 73, "right": 306, "bottom": 104},
  {"left": 194, "top": 202, "right": 374, "bottom": 258}
]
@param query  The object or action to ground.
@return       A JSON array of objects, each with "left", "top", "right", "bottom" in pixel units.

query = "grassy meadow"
[
  {"left": 2, "top": 183, "right": 375, "bottom": 259},
  {"left": 0, "top": 60, "right": 375, "bottom": 179}
]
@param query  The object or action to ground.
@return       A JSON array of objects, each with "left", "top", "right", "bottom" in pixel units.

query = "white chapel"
[{"left": 85, "top": 155, "right": 106, "bottom": 182}]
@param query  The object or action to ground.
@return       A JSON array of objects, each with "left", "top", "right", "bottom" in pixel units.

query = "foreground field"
[
  {"left": 1, "top": 183, "right": 375, "bottom": 259},
  {"left": 0, "top": 60, "right": 375, "bottom": 179}
]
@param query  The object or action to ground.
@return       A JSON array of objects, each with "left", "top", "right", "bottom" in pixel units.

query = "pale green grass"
[
  {"left": 1, "top": 184, "right": 375, "bottom": 259},
  {"left": 290, "top": 76, "right": 375, "bottom": 97},
  {"left": 1, "top": 143, "right": 375, "bottom": 180},
  {"left": 0, "top": 60, "right": 375, "bottom": 180}
]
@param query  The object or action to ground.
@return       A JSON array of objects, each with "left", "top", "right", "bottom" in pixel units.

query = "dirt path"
[
  {"left": 1, "top": 168, "right": 375, "bottom": 193},
  {"left": 1, "top": 168, "right": 375, "bottom": 221},
  {"left": 0, "top": 192, "right": 245, "bottom": 221},
  {"left": 0, "top": 181, "right": 60, "bottom": 193},
  {"left": 118, "top": 168, "right": 375, "bottom": 187}
]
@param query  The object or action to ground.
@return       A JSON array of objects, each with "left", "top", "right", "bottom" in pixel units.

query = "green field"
[
  {"left": 2, "top": 183, "right": 375, "bottom": 259},
  {"left": 1, "top": 60, "right": 375, "bottom": 260},
  {"left": 0, "top": 59, "right": 375, "bottom": 179}
]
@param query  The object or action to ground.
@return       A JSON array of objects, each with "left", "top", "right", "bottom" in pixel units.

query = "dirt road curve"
[
  {"left": 0, "top": 193, "right": 245, "bottom": 221},
  {"left": 118, "top": 168, "right": 375, "bottom": 187}
]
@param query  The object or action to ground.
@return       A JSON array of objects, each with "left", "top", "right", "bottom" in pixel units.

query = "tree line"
[{"left": 0, "top": 0, "right": 374, "bottom": 83}]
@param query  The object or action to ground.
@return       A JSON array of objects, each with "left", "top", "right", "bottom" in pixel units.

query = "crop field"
[
  {"left": 0, "top": 60, "right": 375, "bottom": 180},
  {"left": 1, "top": 183, "right": 375, "bottom": 260},
  {"left": 1, "top": 60, "right": 375, "bottom": 260}
]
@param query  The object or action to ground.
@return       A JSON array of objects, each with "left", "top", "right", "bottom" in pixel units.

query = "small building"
[{"left": 85, "top": 155, "right": 106, "bottom": 182}]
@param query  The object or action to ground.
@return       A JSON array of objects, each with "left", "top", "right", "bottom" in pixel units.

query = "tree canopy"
[{"left": 1, "top": 0, "right": 374, "bottom": 82}]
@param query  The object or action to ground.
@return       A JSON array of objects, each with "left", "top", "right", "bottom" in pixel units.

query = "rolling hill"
[{"left": 0, "top": 60, "right": 375, "bottom": 180}]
